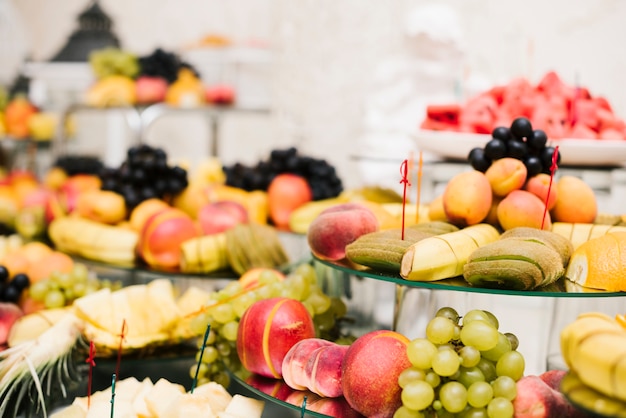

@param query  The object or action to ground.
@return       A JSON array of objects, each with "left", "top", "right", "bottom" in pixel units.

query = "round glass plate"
[
  {"left": 414, "top": 129, "right": 626, "bottom": 167},
  {"left": 230, "top": 372, "right": 364, "bottom": 418},
  {"left": 314, "top": 257, "right": 626, "bottom": 298},
  {"left": 561, "top": 372, "right": 626, "bottom": 418}
]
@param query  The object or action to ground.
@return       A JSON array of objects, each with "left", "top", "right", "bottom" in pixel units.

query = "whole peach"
[
  {"left": 550, "top": 175, "right": 597, "bottom": 223},
  {"left": 237, "top": 297, "right": 316, "bottom": 379},
  {"left": 307, "top": 203, "right": 379, "bottom": 261},
  {"left": 138, "top": 208, "right": 201, "bottom": 268},
  {"left": 524, "top": 173, "right": 558, "bottom": 210},
  {"left": 267, "top": 173, "right": 313, "bottom": 230},
  {"left": 485, "top": 157, "right": 528, "bottom": 196},
  {"left": 342, "top": 330, "right": 411, "bottom": 418},
  {"left": 497, "top": 189, "right": 552, "bottom": 231},
  {"left": 442, "top": 170, "right": 492, "bottom": 227},
  {"left": 198, "top": 200, "right": 248, "bottom": 235}
]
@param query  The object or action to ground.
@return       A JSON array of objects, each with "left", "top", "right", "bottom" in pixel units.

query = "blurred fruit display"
[{"left": 421, "top": 71, "right": 626, "bottom": 140}]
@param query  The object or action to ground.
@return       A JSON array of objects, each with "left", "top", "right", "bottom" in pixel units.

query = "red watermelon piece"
[
  {"left": 568, "top": 122, "right": 598, "bottom": 139},
  {"left": 570, "top": 99, "right": 600, "bottom": 131},
  {"left": 599, "top": 128, "right": 624, "bottom": 140},
  {"left": 459, "top": 94, "right": 498, "bottom": 134}
]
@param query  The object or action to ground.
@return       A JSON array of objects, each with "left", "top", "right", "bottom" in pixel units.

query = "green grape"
[
  {"left": 63, "top": 287, "right": 75, "bottom": 301},
  {"left": 398, "top": 367, "right": 426, "bottom": 388},
  {"left": 424, "top": 371, "right": 441, "bottom": 388},
  {"left": 460, "top": 320, "right": 499, "bottom": 351},
  {"left": 306, "top": 290, "right": 332, "bottom": 314},
  {"left": 100, "top": 279, "right": 112, "bottom": 289},
  {"left": 459, "top": 345, "right": 481, "bottom": 368},
  {"left": 216, "top": 341, "right": 232, "bottom": 357},
  {"left": 439, "top": 381, "right": 468, "bottom": 413},
  {"left": 504, "top": 332, "right": 519, "bottom": 351},
  {"left": 73, "top": 282, "right": 87, "bottom": 298},
  {"left": 212, "top": 370, "right": 231, "bottom": 389},
  {"left": 197, "top": 345, "right": 219, "bottom": 364},
  {"left": 232, "top": 292, "right": 256, "bottom": 317},
  {"left": 190, "top": 314, "right": 211, "bottom": 336},
  {"left": 283, "top": 274, "right": 310, "bottom": 300},
  {"left": 453, "top": 324, "right": 461, "bottom": 341},
  {"left": 84, "top": 284, "right": 100, "bottom": 295},
  {"left": 313, "top": 309, "right": 336, "bottom": 333},
  {"left": 257, "top": 284, "right": 274, "bottom": 300},
  {"left": 495, "top": 351, "right": 525, "bottom": 381},
  {"left": 401, "top": 380, "right": 434, "bottom": 411},
  {"left": 491, "top": 376, "right": 517, "bottom": 401},
  {"left": 481, "top": 310, "right": 500, "bottom": 329},
  {"left": 438, "top": 343, "right": 455, "bottom": 351},
  {"left": 220, "top": 321, "right": 239, "bottom": 342},
  {"left": 436, "top": 306, "right": 460, "bottom": 324},
  {"left": 461, "top": 309, "right": 492, "bottom": 326},
  {"left": 436, "top": 410, "right": 455, "bottom": 418},
  {"left": 44, "top": 289, "right": 66, "bottom": 309},
  {"left": 302, "top": 299, "right": 315, "bottom": 317},
  {"left": 457, "top": 366, "right": 485, "bottom": 388},
  {"left": 486, "top": 397, "right": 514, "bottom": 418},
  {"left": 219, "top": 281, "right": 243, "bottom": 299},
  {"left": 426, "top": 316, "right": 456, "bottom": 344},
  {"left": 432, "top": 400, "right": 443, "bottom": 411},
  {"left": 55, "top": 271, "right": 74, "bottom": 289},
  {"left": 459, "top": 406, "right": 489, "bottom": 418},
  {"left": 258, "top": 269, "right": 282, "bottom": 285},
  {"left": 330, "top": 297, "right": 347, "bottom": 317},
  {"left": 481, "top": 332, "right": 512, "bottom": 362},
  {"left": 71, "top": 263, "right": 89, "bottom": 282},
  {"left": 393, "top": 406, "right": 425, "bottom": 418},
  {"left": 29, "top": 281, "right": 49, "bottom": 302},
  {"left": 110, "top": 280, "right": 123, "bottom": 291},
  {"left": 467, "top": 381, "right": 493, "bottom": 408},
  {"left": 407, "top": 338, "right": 438, "bottom": 369},
  {"left": 206, "top": 328, "right": 217, "bottom": 345},
  {"left": 294, "top": 263, "right": 316, "bottom": 284},
  {"left": 190, "top": 363, "right": 209, "bottom": 380},
  {"left": 476, "top": 358, "right": 497, "bottom": 383},
  {"left": 431, "top": 347, "right": 460, "bottom": 377},
  {"left": 212, "top": 303, "right": 236, "bottom": 324},
  {"left": 280, "top": 285, "right": 302, "bottom": 300}
]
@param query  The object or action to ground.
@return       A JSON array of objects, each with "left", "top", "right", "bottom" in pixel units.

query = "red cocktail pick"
[
  {"left": 85, "top": 340, "right": 96, "bottom": 409},
  {"left": 541, "top": 145, "right": 560, "bottom": 230},
  {"left": 115, "top": 320, "right": 127, "bottom": 380},
  {"left": 399, "top": 159, "right": 411, "bottom": 240}
]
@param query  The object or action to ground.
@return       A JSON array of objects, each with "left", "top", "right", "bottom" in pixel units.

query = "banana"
[
  {"left": 551, "top": 222, "right": 626, "bottom": 249},
  {"left": 179, "top": 233, "right": 229, "bottom": 273},
  {"left": 288, "top": 197, "right": 348, "bottom": 234},
  {"left": 48, "top": 216, "right": 138, "bottom": 265},
  {"left": 560, "top": 312, "right": 626, "bottom": 402},
  {"left": 400, "top": 223, "right": 500, "bottom": 282}
]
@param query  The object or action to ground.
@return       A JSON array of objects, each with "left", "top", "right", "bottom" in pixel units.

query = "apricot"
[
  {"left": 485, "top": 157, "right": 528, "bottom": 196},
  {"left": 427, "top": 195, "right": 448, "bottom": 222},
  {"left": 442, "top": 170, "right": 492, "bottom": 227},
  {"left": 15, "top": 241, "right": 53, "bottom": 265},
  {"left": 497, "top": 189, "right": 552, "bottom": 231},
  {"left": 524, "top": 173, "right": 558, "bottom": 210},
  {"left": 341, "top": 330, "right": 411, "bottom": 417},
  {"left": 307, "top": 203, "right": 379, "bottom": 261},
  {"left": 550, "top": 175, "right": 597, "bottom": 223}
]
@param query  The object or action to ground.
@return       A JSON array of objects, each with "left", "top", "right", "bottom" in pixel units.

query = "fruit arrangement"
[
  {"left": 421, "top": 71, "right": 626, "bottom": 140},
  {"left": 188, "top": 263, "right": 352, "bottom": 389},
  {"left": 85, "top": 47, "right": 236, "bottom": 107},
  {"left": 0, "top": 94, "right": 58, "bottom": 141}
]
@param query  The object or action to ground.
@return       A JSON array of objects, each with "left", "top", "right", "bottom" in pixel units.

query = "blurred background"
[{"left": 1, "top": 0, "right": 625, "bottom": 193}]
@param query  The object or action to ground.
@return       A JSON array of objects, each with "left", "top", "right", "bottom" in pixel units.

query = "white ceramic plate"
[{"left": 414, "top": 130, "right": 626, "bottom": 167}]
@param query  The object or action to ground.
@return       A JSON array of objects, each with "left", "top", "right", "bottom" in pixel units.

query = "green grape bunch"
[
  {"left": 395, "top": 307, "right": 524, "bottom": 418},
  {"left": 188, "top": 263, "right": 354, "bottom": 389},
  {"left": 89, "top": 48, "right": 140, "bottom": 79}
]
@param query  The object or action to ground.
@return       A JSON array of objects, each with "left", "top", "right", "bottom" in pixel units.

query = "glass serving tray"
[
  {"left": 314, "top": 257, "right": 626, "bottom": 298},
  {"left": 231, "top": 372, "right": 364, "bottom": 418}
]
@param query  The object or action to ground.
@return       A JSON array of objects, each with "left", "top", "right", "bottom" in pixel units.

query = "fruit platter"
[
  {"left": 418, "top": 71, "right": 626, "bottom": 167},
  {"left": 2, "top": 125, "right": 626, "bottom": 417}
]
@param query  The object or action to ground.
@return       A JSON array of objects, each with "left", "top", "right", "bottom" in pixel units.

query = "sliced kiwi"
[{"left": 500, "top": 227, "right": 573, "bottom": 266}]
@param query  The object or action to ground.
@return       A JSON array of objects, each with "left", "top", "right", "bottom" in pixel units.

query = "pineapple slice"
[{"left": 73, "top": 288, "right": 115, "bottom": 331}]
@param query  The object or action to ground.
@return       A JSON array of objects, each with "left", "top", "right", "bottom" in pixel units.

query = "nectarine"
[
  {"left": 237, "top": 297, "right": 316, "bottom": 379},
  {"left": 267, "top": 173, "right": 313, "bottom": 229},
  {"left": 198, "top": 200, "right": 248, "bottom": 235},
  {"left": 341, "top": 330, "right": 411, "bottom": 418}
]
